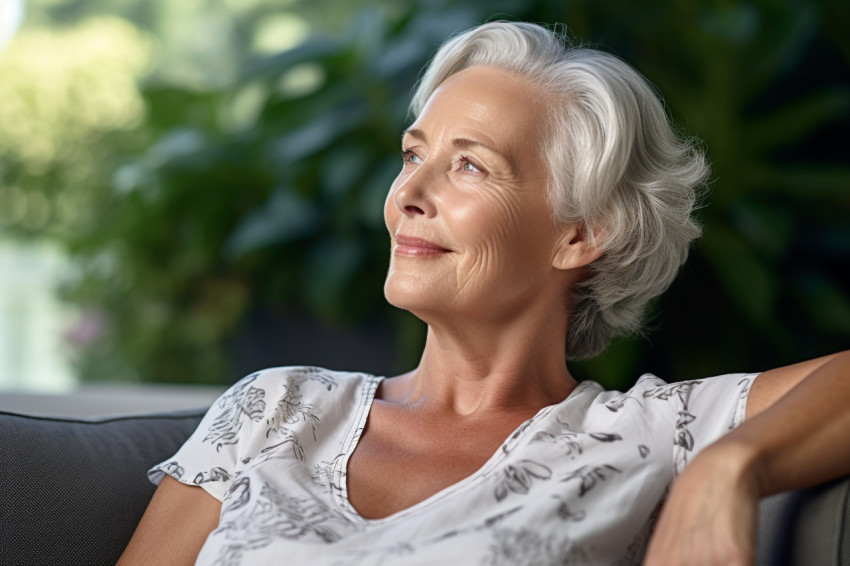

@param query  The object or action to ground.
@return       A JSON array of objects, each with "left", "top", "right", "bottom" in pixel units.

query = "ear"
[{"left": 552, "top": 222, "right": 604, "bottom": 271}]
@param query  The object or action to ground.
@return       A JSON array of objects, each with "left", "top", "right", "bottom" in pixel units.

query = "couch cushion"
[{"left": 0, "top": 409, "right": 204, "bottom": 566}]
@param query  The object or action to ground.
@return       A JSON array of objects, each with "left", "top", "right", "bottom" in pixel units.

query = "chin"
[
  {"left": 384, "top": 272, "right": 443, "bottom": 314},
  {"left": 384, "top": 277, "right": 420, "bottom": 311}
]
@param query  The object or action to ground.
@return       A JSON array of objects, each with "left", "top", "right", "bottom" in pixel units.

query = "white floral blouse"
[{"left": 149, "top": 366, "right": 756, "bottom": 565}]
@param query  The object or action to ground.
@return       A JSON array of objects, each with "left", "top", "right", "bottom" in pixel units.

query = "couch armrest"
[
  {"left": 0, "top": 409, "right": 204, "bottom": 566},
  {"left": 757, "top": 475, "right": 850, "bottom": 566}
]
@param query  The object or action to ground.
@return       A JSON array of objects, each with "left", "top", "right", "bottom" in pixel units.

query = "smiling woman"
[
  {"left": 384, "top": 66, "right": 571, "bottom": 325},
  {"left": 118, "top": 21, "right": 850, "bottom": 566}
]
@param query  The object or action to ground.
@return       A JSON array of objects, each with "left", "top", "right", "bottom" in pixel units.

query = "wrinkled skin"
[{"left": 384, "top": 65, "right": 585, "bottom": 328}]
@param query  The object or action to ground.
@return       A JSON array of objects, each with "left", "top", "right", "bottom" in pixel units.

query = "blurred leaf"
[
  {"left": 267, "top": 104, "right": 368, "bottom": 164},
  {"left": 243, "top": 35, "right": 344, "bottom": 80},
  {"left": 812, "top": 0, "right": 850, "bottom": 63},
  {"left": 146, "top": 128, "right": 208, "bottom": 169},
  {"left": 811, "top": 225, "right": 850, "bottom": 257},
  {"left": 141, "top": 87, "right": 222, "bottom": 131},
  {"left": 303, "top": 237, "right": 367, "bottom": 318},
  {"left": 320, "top": 144, "right": 372, "bottom": 199},
  {"left": 729, "top": 201, "right": 796, "bottom": 260},
  {"left": 794, "top": 272, "right": 850, "bottom": 333},
  {"left": 358, "top": 159, "right": 398, "bottom": 228},
  {"left": 225, "top": 188, "right": 320, "bottom": 257},
  {"left": 371, "top": 35, "right": 433, "bottom": 79},
  {"left": 746, "top": 88, "right": 850, "bottom": 154},
  {"left": 746, "top": 164, "right": 850, "bottom": 198},
  {"left": 737, "top": 1, "right": 817, "bottom": 101},
  {"left": 699, "top": 225, "right": 778, "bottom": 326},
  {"left": 698, "top": 3, "right": 759, "bottom": 44}
]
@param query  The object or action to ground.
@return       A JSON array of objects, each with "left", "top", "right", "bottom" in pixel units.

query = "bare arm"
[
  {"left": 117, "top": 475, "right": 222, "bottom": 566},
  {"left": 739, "top": 350, "right": 850, "bottom": 493},
  {"left": 745, "top": 351, "right": 840, "bottom": 418},
  {"left": 645, "top": 350, "right": 850, "bottom": 565}
]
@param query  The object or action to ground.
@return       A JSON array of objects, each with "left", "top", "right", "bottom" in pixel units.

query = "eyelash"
[
  {"left": 458, "top": 154, "right": 483, "bottom": 173},
  {"left": 399, "top": 149, "right": 484, "bottom": 174},
  {"left": 400, "top": 149, "right": 419, "bottom": 164}
]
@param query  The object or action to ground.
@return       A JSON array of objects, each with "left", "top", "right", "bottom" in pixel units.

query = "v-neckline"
[{"left": 333, "top": 374, "right": 593, "bottom": 525}]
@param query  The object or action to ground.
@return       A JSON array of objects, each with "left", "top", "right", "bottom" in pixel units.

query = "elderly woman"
[{"left": 119, "top": 21, "right": 850, "bottom": 566}]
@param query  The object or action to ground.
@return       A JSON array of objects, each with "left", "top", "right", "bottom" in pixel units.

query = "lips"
[{"left": 393, "top": 234, "right": 452, "bottom": 257}]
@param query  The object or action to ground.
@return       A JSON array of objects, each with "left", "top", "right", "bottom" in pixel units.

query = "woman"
[{"left": 119, "top": 21, "right": 850, "bottom": 566}]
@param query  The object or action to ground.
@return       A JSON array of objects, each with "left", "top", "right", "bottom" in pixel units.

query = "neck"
[{"left": 385, "top": 296, "right": 577, "bottom": 417}]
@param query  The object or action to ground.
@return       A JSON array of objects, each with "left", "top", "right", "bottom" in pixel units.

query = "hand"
[{"left": 643, "top": 444, "right": 760, "bottom": 566}]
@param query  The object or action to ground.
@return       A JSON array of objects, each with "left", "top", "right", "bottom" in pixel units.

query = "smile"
[{"left": 393, "top": 235, "right": 452, "bottom": 257}]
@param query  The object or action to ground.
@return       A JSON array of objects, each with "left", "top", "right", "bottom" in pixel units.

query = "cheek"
[
  {"left": 448, "top": 191, "right": 549, "bottom": 295},
  {"left": 452, "top": 189, "right": 541, "bottom": 260}
]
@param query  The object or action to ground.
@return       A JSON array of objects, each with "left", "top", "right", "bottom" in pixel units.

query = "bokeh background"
[{"left": 1, "top": 0, "right": 848, "bottom": 393}]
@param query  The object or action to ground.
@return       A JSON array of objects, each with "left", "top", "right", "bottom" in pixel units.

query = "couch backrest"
[{"left": 0, "top": 409, "right": 205, "bottom": 566}]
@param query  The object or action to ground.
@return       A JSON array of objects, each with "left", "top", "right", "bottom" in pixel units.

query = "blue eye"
[
  {"left": 401, "top": 150, "right": 422, "bottom": 164},
  {"left": 460, "top": 158, "right": 481, "bottom": 173}
]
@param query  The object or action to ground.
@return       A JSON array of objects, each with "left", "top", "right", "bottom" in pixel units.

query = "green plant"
[{"left": 0, "top": 17, "right": 151, "bottom": 237}]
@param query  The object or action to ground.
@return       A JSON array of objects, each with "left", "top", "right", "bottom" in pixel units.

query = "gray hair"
[{"left": 410, "top": 21, "right": 708, "bottom": 360}]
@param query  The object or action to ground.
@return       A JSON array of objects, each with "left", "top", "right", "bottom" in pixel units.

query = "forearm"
[{"left": 707, "top": 350, "right": 850, "bottom": 497}]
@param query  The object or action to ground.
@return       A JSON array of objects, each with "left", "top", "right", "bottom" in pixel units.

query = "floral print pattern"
[
  {"left": 493, "top": 460, "right": 552, "bottom": 501},
  {"left": 148, "top": 367, "right": 758, "bottom": 566},
  {"left": 203, "top": 374, "right": 266, "bottom": 452}
]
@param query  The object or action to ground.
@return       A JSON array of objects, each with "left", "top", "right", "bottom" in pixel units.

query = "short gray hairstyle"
[{"left": 411, "top": 21, "right": 708, "bottom": 360}]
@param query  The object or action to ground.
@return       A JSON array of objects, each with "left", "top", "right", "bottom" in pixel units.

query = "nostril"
[{"left": 405, "top": 205, "right": 426, "bottom": 215}]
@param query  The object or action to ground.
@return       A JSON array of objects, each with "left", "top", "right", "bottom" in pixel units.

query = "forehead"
[{"left": 410, "top": 66, "right": 547, "bottom": 154}]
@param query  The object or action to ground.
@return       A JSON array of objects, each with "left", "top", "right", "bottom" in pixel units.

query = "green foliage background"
[{"left": 5, "top": 0, "right": 849, "bottom": 388}]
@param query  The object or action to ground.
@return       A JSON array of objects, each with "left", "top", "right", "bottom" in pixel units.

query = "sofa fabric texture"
[
  {"left": 0, "top": 408, "right": 847, "bottom": 565},
  {"left": 0, "top": 409, "right": 204, "bottom": 566},
  {"left": 756, "top": 478, "right": 850, "bottom": 566}
]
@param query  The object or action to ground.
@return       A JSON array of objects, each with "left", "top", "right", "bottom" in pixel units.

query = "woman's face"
[{"left": 384, "top": 65, "right": 569, "bottom": 323}]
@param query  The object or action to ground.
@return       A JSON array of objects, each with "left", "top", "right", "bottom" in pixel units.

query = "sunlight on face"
[{"left": 383, "top": 65, "right": 567, "bottom": 325}]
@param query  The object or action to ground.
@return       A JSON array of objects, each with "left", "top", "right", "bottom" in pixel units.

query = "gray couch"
[
  {"left": 0, "top": 409, "right": 205, "bottom": 565},
  {"left": 0, "top": 409, "right": 847, "bottom": 565}
]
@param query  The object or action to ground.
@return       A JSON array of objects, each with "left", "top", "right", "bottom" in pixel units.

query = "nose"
[{"left": 391, "top": 166, "right": 438, "bottom": 218}]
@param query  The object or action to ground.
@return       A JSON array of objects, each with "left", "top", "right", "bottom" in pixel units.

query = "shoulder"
[
  {"left": 572, "top": 372, "right": 756, "bottom": 424},
  {"left": 149, "top": 367, "right": 377, "bottom": 495},
  {"left": 235, "top": 365, "right": 375, "bottom": 387},
  {"left": 221, "top": 366, "right": 376, "bottom": 402},
  {"left": 201, "top": 366, "right": 377, "bottom": 450},
  {"left": 564, "top": 372, "right": 758, "bottom": 474},
  {"left": 576, "top": 373, "right": 671, "bottom": 415},
  {"left": 603, "top": 372, "right": 757, "bottom": 403}
]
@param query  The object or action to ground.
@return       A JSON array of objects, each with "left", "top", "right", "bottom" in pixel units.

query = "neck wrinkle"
[{"left": 394, "top": 297, "right": 577, "bottom": 418}]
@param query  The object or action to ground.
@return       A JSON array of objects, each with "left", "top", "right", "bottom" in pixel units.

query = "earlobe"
[{"left": 552, "top": 223, "right": 604, "bottom": 271}]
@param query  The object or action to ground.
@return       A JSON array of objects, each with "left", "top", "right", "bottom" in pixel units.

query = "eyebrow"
[{"left": 402, "top": 128, "right": 515, "bottom": 170}]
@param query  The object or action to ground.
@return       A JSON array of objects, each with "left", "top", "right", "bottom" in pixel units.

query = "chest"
[{"left": 345, "top": 407, "right": 534, "bottom": 520}]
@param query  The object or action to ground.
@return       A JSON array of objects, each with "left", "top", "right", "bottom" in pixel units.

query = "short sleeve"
[
  {"left": 147, "top": 371, "right": 272, "bottom": 501},
  {"left": 669, "top": 372, "right": 759, "bottom": 475}
]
